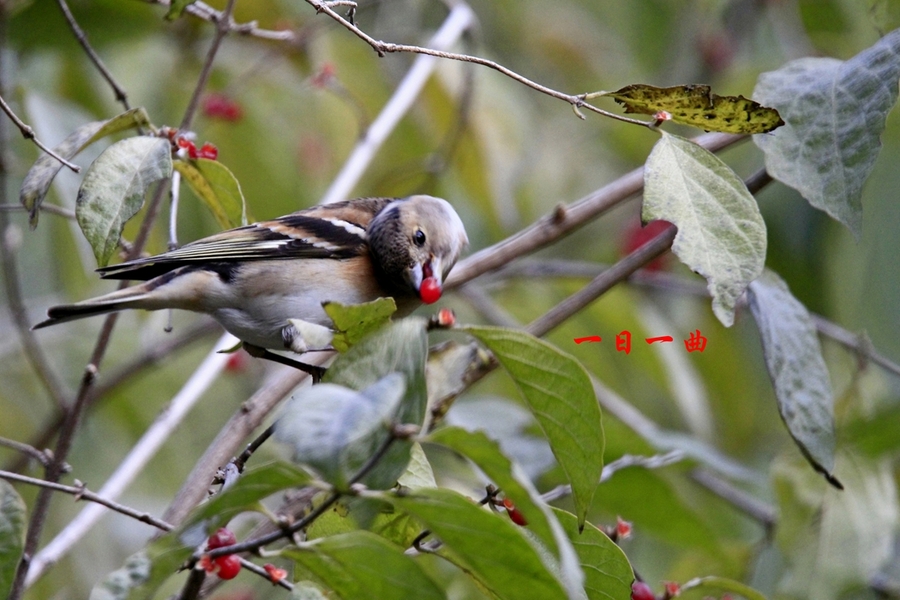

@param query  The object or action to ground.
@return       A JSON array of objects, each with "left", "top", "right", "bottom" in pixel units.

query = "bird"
[{"left": 33, "top": 195, "right": 468, "bottom": 355}]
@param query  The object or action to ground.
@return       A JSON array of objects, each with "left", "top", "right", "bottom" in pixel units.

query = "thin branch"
[
  {"left": 0, "top": 203, "right": 75, "bottom": 219},
  {"left": 811, "top": 315, "right": 900, "bottom": 379},
  {"left": 0, "top": 93, "right": 80, "bottom": 172},
  {"left": 55, "top": 0, "right": 131, "bottom": 110},
  {"left": 526, "top": 224, "right": 677, "bottom": 337},
  {"left": 541, "top": 450, "right": 685, "bottom": 503},
  {"left": 179, "top": 0, "right": 239, "bottom": 131},
  {"left": 690, "top": 468, "right": 776, "bottom": 529},
  {"left": 143, "top": 0, "right": 298, "bottom": 42},
  {"left": 25, "top": 334, "right": 237, "bottom": 586},
  {"left": 0, "top": 161, "right": 69, "bottom": 412},
  {"left": 204, "top": 429, "right": 400, "bottom": 560},
  {"left": 0, "top": 438, "right": 61, "bottom": 470},
  {"left": 447, "top": 132, "right": 743, "bottom": 289},
  {"left": 304, "top": 0, "right": 650, "bottom": 127},
  {"left": 0, "top": 469, "right": 173, "bottom": 531},
  {"left": 318, "top": 2, "right": 475, "bottom": 204}
]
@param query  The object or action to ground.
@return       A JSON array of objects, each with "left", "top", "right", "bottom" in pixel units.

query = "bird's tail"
[{"left": 32, "top": 286, "right": 155, "bottom": 330}]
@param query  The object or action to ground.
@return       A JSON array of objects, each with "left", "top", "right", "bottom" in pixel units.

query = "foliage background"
[{"left": 1, "top": 0, "right": 900, "bottom": 598}]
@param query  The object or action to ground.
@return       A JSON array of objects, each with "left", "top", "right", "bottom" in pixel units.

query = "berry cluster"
[
  {"left": 202, "top": 528, "right": 241, "bottom": 580},
  {"left": 160, "top": 127, "right": 219, "bottom": 161}
]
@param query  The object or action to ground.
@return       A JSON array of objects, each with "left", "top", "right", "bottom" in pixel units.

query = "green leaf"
[
  {"left": 643, "top": 131, "right": 766, "bottom": 327},
  {"left": 463, "top": 326, "right": 603, "bottom": 529},
  {"left": 76, "top": 136, "right": 173, "bottom": 267},
  {"left": 0, "top": 480, "right": 26, "bottom": 599},
  {"left": 184, "top": 461, "right": 314, "bottom": 530},
  {"left": 323, "top": 297, "right": 397, "bottom": 352},
  {"left": 326, "top": 317, "right": 429, "bottom": 428},
  {"left": 173, "top": 158, "right": 247, "bottom": 229},
  {"left": 275, "top": 374, "right": 408, "bottom": 489},
  {"left": 291, "top": 581, "right": 330, "bottom": 600},
  {"left": 552, "top": 509, "right": 634, "bottom": 600},
  {"left": 680, "top": 576, "right": 768, "bottom": 600},
  {"left": 753, "top": 29, "right": 900, "bottom": 238},
  {"left": 19, "top": 107, "right": 152, "bottom": 228},
  {"left": 747, "top": 270, "right": 839, "bottom": 488},
  {"left": 89, "top": 552, "right": 151, "bottom": 600},
  {"left": 427, "top": 426, "right": 583, "bottom": 596},
  {"left": 285, "top": 531, "right": 446, "bottom": 600},
  {"left": 396, "top": 442, "right": 437, "bottom": 490},
  {"left": 426, "top": 340, "right": 490, "bottom": 427},
  {"left": 602, "top": 84, "right": 784, "bottom": 134},
  {"left": 385, "top": 488, "right": 571, "bottom": 599}
]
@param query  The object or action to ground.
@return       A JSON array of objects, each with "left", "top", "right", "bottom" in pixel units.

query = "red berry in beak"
[{"left": 420, "top": 277, "right": 442, "bottom": 304}]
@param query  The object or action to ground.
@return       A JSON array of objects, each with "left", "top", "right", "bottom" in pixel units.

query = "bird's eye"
[{"left": 413, "top": 229, "right": 426, "bottom": 247}]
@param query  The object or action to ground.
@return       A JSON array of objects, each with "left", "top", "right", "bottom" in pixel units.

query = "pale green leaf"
[
  {"left": 174, "top": 158, "right": 247, "bottom": 229},
  {"left": 747, "top": 270, "right": 839, "bottom": 487},
  {"left": 643, "top": 131, "right": 766, "bottom": 327},
  {"left": 0, "top": 480, "right": 26, "bottom": 599},
  {"left": 552, "top": 509, "right": 634, "bottom": 600},
  {"left": 753, "top": 29, "right": 900, "bottom": 238},
  {"left": 463, "top": 326, "right": 603, "bottom": 529},
  {"left": 286, "top": 531, "right": 445, "bottom": 600},
  {"left": 19, "top": 107, "right": 152, "bottom": 228},
  {"left": 680, "top": 576, "right": 768, "bottom": 600},
  {"left": 89, "top": 552, "right": 151, "bottom": 600},
  {"left": 396, "top": 442, "right": 437, "bottom": 490},
  {"left": 385, "top": 488, "right": 571, "bottom": 599},
  {"left": 76, "top": 136, "right": 173, "bottom": 267},
  {"left": 275, "top": 374, "right": 408, "bottom": 489}
]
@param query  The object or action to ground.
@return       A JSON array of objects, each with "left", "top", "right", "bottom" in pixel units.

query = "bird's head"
[{"left": 367, "top": 195, "right": 468, "bottom": 304}]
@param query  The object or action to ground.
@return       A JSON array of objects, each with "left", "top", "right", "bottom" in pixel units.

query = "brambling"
[{"left": 33, "top": 195, "right": 468, "bottom": 352}]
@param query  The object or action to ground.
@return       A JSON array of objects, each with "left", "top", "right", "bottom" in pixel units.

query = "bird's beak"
[{"left": 412, "top": 255, "right": 442, "bottom": 297}]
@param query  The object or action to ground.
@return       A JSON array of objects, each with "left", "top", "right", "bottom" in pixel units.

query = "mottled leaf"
[
  {"left": 603, "top": 83, "right": 784, "bottom": 134},
  {"left": 753, "top": 29, "right": 900, "bottom": 238},
  {"left": 748, "top": 270, "right": 840, "bottom": 488},
  {"left": 0, "top": 480, "right": 26, "bottom": 600},
  {"left": 463, "top": 326, "right": 603, "bottom": 529},
  {"left": 89, "top": 552, "right": 151, "bottom": 600},
  {"left": 644, "top": 131, "right": 766, "bottom": 326},
  {"left": 76, "top": 136, "right": 173, "bottom": 267},
  {"left": 275, "top": 374, "right": 408, "bottom": 489},
  {"left": 20, "top": 107, "right": 152, "bottom": 228}
]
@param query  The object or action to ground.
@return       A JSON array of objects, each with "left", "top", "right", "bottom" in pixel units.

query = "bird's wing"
[{"left": 98, "top": 198, "right": 395, "bottom": 281}]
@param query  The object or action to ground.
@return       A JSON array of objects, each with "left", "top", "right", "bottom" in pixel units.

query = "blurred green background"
[{"left": 2, "top": 0, "right": 900, "bottom": 598}]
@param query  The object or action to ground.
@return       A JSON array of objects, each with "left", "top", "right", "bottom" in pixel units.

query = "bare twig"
[
  {"left": 25, "top": 334, "right": 237, "bottom": 585},
  {"left": 541, "top": 450, "right": 685, "bottom": 503},
  {"left": 526, "top": 223, "right": 677, "bottom": 337},
  {"left": 143, "top": 0, "right": 298, "bottom": 41},
  {"left": 0, "top": 469, "right": 173, "bottom": 531},
  {"left": 304, "top": 0, "right": 650, "bottom": 128},
  {"left": 0, "top": 203, "right": 75, "bottom": 219},
  {"left": 691, "top": 468, "right": 776, "bottom": 529},
  {"left": 0, "top": 93, "right": 80, "bottom": 172},
  {"left": 179, "top": 0, "right": 240, "bottom": 131},
  {"left": 318, "top": 3, "right": 475, "bottom": 204},
  {"left": 55, "top": 0, "right": 131, "bottom": 110},
  {"left": 0, "top": 438, "right": 60, "bottom": 470}
]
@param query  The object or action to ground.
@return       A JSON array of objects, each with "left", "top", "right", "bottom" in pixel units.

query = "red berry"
[
  {"left": 214, "top": 554, "right": 242, "bottom": 580},
  {"left": 263, "top": 563, "right": 288, "bottom": 584},
  {"left": 437, "top": 308, "right": 456, "bottom": 327},
  {"left": 631, "top": 581, "right": 655, "bottom": 600},
  {"left": 207, "top": 527, "right": 237, "bottom": 550},
  {"left": 199, "top": 555, "right": 215, "bottom": 573},
  {"left": 663, "top": 581, "right": 680, "bottom": 598},
  {"left": 198, "top": 142, "right": 218, "bottom": 160},
  {"left": 225, "top": 351, "right": 250, "bottom": 373},
  {"left": 621, "top": 219, "right": 673, "bottom": 272},
  {"left": 502, "top": 498, "right": 528, "bottom": 527},
  {"left": 616, "top": 516, "right": 632, "bottom": 539},
  {"left": 419, "top": 277, "right": 442, "bottom": 304},
  {"left": 202, "top": 93, "right": 244, "bottom": 122}
]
